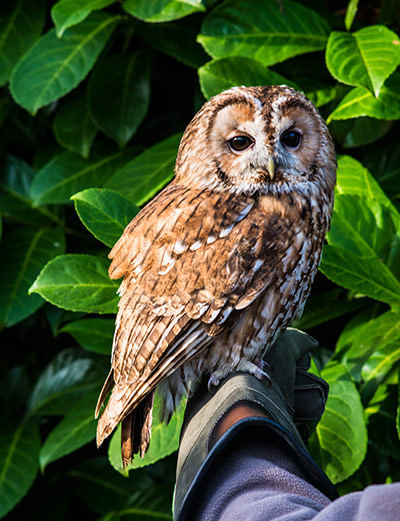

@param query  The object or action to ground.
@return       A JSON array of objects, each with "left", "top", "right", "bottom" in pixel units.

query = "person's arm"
[
  {"left": 181, "top": 418, "right": 400, "bottom": 521},
  {"left": 174, "top": 328, "right": 400, "bottom": 521}
]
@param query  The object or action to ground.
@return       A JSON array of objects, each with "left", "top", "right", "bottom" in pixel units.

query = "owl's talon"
[
  {"left": 255, "top": 367, "right": 272, "bottom": 388},
  {"left": 253, "top": 366, "right": 271, "bottom": 384},
  {"left": 255, "top": 360, "right": 272, "bottom": 382},
  {"left": 263, "top": 368, "right": 272, "bottom": 388},
  {"left": 265, "top": 362, "right": 272, "bottom": 387},
  {"left": 238, "top": 360, "right": 272, "bottom": 386},
  {"left": 208, "top": 374, "right": 222, "bottom": 392}
]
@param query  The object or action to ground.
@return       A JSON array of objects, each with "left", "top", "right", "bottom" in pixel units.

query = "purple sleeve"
[{"left": 188, "top": 427, "right": 400, "bottom": 521}]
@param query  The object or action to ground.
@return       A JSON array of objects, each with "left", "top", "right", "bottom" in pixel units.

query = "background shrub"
[{"left": 1, "top": 0, "right": 400, "bottom": 519}]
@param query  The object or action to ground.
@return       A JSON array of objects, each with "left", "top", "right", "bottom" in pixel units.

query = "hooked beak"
[
  {"left": 266, "top": 156, "right": 275, "bottom": 180},
  {"left": 257, "top": 157, "right": 275, "bottom": 180}
]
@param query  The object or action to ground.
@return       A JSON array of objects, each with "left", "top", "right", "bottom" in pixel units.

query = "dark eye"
[
  {"left": 228, "top": 135, "right": 254, "bottom": 152},
  {"left": 280, "top": 130, "right": 301, "bottom": 148}
]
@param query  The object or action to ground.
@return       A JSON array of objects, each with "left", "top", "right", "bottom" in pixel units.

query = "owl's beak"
[
  {"left": 256, "top": 157, "right": 275, "bottom": 181},
  {"left": 266, "top": 157, "right": 275, "bottom": 180}
]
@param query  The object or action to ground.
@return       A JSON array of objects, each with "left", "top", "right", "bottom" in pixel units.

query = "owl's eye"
[
  {"left": 280, "top": 130, "right": 301, "bottom": 149},
  {"left": 228, "top": 135, "right": 254, "bottom": 152}
]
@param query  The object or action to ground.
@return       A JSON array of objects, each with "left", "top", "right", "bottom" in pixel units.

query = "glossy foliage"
[{"left": 1, "top": 1, "right": 400, "bottom": 519}]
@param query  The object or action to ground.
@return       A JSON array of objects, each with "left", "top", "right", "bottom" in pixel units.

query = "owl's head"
[{"left": 175, "top": 85, "right": 336, "bottom": 197}]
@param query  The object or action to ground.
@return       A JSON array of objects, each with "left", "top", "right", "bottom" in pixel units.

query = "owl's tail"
[
  {"left": 95, "top": 370, "right": 155, "bottom": 467},
  {"left": 121, "top": 392, "right": 154, "bottom": 467}
]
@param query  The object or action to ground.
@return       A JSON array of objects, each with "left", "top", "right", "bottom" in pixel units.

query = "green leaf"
[
  {"left": 59, "top": 318, "right": 114, "bottom": 354},
  {"left": 0, "top": 155, "right": 61, "bottom": 226},
  {"left": 53, "top": 94, "right": 97, "bottom": 158},
  {"left": 0, "top": 0, "right": 46, "bottom": 86},
  {"left": 321, "top": 243, "right": 400, "bottom": 311},
  {"left": 0, "top": 419, "right": 40, "bottom": 518},
  {"left": 336, "top": 156, "right": 400, "bottom": 279},
  {"left": 123, "top": 0, "right": 205, "bottom": 23},
  {"left": 363, "top": 144, "right": 400, "bottom": 202},
  {"left": 198, "top": 57, "right": 296, "bottom": 100},
  {"left": 109, "top": 393, "right": 185, "bottom": 473},
  {"left": 309, "top": 362, "right": 367, "bottom": 483},
  {"left": 335, "top": 155, "right": 397, "bottom": 214},
  {"left": 366, "top": 385, "right": 400, "bottom": 460},
  {"left": 293, "top": 289, "right": 367, "bottom": 330},
  {"left": 106, "top": 133, "right": 181, "bottom": 206},
  {"left": 320, "top": 195, "right": 400, "bottom": 309},
  {"left": 29, "top": 254, "right": 119, "bottom": 314},
  {"left": 88, "top": 52, "right": 151, "bottom": 148},
  {"left": 326, "top": 26, "right": 400, "bottom": 97},
  {"left": 139, "top": 22, "right": 208, "bottom": 68},
  {"left": 345, "top": 0, "right": 359, "bottom": 31},
  {"left": 337, "top": 117, "right": 394, "bottom": 149},
  {"left": 296, "top": 80, "right": 337, "bottom": 108},
  {"left": 330, "top": 196, "right": 399, "bottom": 263},
  {"left": 328, "top": 72, "right": 400, "bottom": 121},
  {"left": 30, "top": 147, "right": 139, "bottom": 206},
  {"left": 40, "top": 387, "right": 100, "bottom": 470},
  {"left": 198, "top": 0, "right": 329, "bottom": 66},
  {"left": 336, "top": 311, "right": 400, "bottom": 382},
  {"left": 10, "top": 12, "right": 119, "bottom": 114},
  {"left": 361, "top": 341, "right": 400, "bottom": 403},
  {"left": 0, "top": 227, "right": 65, "bottom": 328},
  {"left": 28, "top": 349, "right": 96, "bottom": 416},
  {"left": 51, "top": 0, "right": 117, "bottom": 37},
  {"left": 72, "top": 188, "right": 139, "bottom": 247},
  {"left": 334, "top": 155, "right": 400, "bottom": 278},
  {"left": 71, "top": 458, "right": 174, "bottom": 516}
]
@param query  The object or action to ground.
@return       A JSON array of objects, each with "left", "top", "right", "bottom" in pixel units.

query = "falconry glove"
[{"left": 174, "top": 328, "right": 337, "bottom": 519}]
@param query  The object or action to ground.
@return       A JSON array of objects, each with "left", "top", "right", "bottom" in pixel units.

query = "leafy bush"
[{"left": 1, "top": 0, "right": 400, "bottom": 519}]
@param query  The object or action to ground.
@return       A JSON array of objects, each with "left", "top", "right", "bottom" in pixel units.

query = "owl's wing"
[{"left": 96, "top": 184, "right": 303, "bottom": 445}]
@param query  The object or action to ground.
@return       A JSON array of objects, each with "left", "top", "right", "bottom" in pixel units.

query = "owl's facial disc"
[{"left": 175, "top": 85, "right": 335, "bottom": 197}]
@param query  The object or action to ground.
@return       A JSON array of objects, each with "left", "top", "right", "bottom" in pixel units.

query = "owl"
[{"left": 95, "top": 85, "right": 336, "bottom": 467}]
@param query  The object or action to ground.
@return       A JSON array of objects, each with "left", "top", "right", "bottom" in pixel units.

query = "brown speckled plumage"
[{"left": 95, "top": 86, "right": 337, "bottom": 467}]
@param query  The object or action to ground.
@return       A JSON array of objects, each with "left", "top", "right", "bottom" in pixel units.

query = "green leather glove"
[{"left": 173, "top": 328, "right": 333, "bottom": 519}]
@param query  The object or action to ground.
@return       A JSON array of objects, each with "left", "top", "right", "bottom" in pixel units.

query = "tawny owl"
[{"left": 96, "top": 85, "right": 336, "bottom": 467}]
